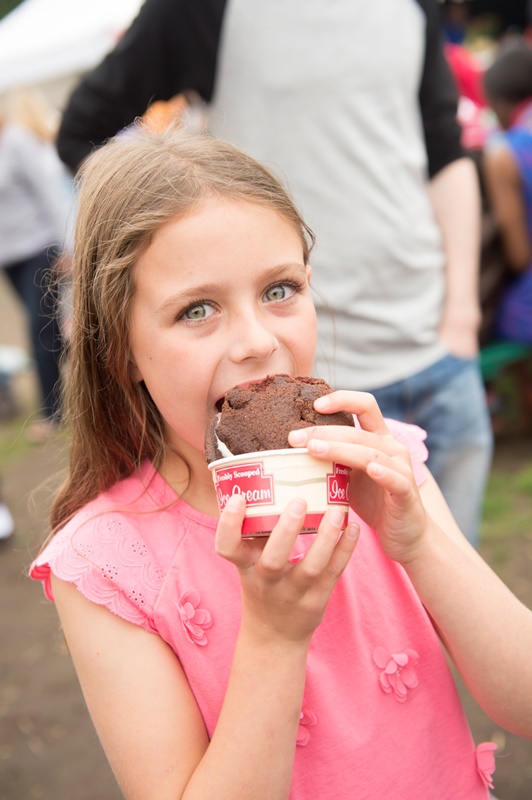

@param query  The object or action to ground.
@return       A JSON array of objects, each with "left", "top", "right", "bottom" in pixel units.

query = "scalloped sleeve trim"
[{"left": 29, "top": 515, "right": 159, "bottom": 634}]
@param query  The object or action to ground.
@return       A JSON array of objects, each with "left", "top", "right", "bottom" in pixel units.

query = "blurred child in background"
[{"left": 483, "top": 41, "right": 532, "bottom": 345}]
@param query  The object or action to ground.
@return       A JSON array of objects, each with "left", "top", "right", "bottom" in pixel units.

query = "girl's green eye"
[
  {"left": 264, "top": 283, "right": 296, "bottom": 302},
  {"left": 186, "top": 305, "right": 206, "bottom": 319},
  {"left": 182, "top": 303, "right": 215, "bottom": 321}
]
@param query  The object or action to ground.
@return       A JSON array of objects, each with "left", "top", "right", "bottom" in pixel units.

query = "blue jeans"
[
  {"left": 4, "top": 248, "right": 63, "bottom": 420},
  {"left": 370, "top": 355, "right": 493, "bottom": 548}
]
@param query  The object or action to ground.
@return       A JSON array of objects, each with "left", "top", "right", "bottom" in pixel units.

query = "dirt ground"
[{"left": 0, "top": 273, "right": 531, "bottom": 799}]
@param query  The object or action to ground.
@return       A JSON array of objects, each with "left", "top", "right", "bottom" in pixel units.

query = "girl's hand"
[
  {"left": 215, "top": 495, "right": 359, "bottom": 645},
  {"left": 288, "top": 391, "right": 428, "bottom": 565}
]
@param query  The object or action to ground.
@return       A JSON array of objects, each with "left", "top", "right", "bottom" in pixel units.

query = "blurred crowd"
[{"left": 441, "top": 3, "right": 532, "bottom": 436}]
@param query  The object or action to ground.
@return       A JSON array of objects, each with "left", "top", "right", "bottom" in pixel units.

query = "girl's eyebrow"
[
  {"left": 157, "top": 282, "right": 221, "bottom": 313},
  {"left": 156, "top": 262, "right": 307, "bottom": 313}
]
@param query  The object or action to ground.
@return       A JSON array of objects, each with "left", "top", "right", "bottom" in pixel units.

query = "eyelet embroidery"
[
  {"left": 373, "top": 646, "right": 420, "bottom": 703},
  {"left": 177, "top": 589, "right": 212, "bottom": 646},
  {"left": 126, "top": 588, "right": 146, "bottom": 607},
  {"left": 101, "top": 562, "right": 119, "bottom": 581},
  {"left": 476, "top": 742, "right": 497, "bottom": 789},
  {"left": 296, "top": 708, "right": 317, "bottom": 746},
  {"left": 118, "top": 537, "right": 150, "bottom": 565}
]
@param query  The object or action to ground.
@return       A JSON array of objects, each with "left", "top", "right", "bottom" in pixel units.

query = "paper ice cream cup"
[{"left": 208, "top": 448, "right": 351, "bottom": 537}]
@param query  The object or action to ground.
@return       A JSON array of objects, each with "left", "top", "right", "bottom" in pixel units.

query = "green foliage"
[{"left": 481, "top": 457, "right": 532, "bottom": 556}]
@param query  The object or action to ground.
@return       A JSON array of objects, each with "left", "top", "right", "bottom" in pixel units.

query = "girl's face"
[{"left": 129, "top": 198, "right": 317, "bottom": 469}]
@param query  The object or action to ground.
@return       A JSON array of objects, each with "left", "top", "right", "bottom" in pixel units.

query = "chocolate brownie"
[{"left": 205, "top": 374, "right": 355, "bottom": 463}]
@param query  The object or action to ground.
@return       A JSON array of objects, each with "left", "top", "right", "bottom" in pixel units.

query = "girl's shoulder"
[{"left": 29, "top": 461, "right": 217, "bottom": 633}]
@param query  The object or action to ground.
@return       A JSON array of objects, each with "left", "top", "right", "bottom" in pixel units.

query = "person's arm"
[
  {"left": 483, "top": 143, "right": 531, "bottom": 272},
  {"left": 417, "top": 0, "right": 464, "bottom": 179},
  {"left": 416, "top": 0, "right": 482, "bottom": 357},
  {"left": 50, "top": 500, "right": 358, "bottom": 800},
  {"left": 428, "top": 157, "right": 482, "bottom": 357},
  {"left": 56, "top": 0, "right": 226, "bottom": 172},
  {"left": 288, "top": 390, "right": 532, "bottom": 738}
]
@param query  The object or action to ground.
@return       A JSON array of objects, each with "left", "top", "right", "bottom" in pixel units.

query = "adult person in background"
[
  {"left": 0, "top": 88, "right": 71, "bottom": 442},
  {"left": 482, "top": 41, "right": 532, "bottom": 345},
  {"left": 55, "top": 0, "right": 492, "bottom": 546}
]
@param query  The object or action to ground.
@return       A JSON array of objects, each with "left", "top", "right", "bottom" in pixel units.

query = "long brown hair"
[{"left": 51, "top": 125, "right": 314, "bottom": 532}]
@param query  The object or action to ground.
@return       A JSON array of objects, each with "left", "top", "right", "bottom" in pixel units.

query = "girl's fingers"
[
  {"left": 297, "top": 510, "right": 359, "bottom": 586},
  {"left": 366, "top": 461, "right": 414, "bottom": 498},
  {"left": 320, "top": 523, "right": 360, "bottom": 588},
  {"left": 313, "top": 390, "right": 390, "bottom": 434},
  {"left": 216, "top": 494, "right": 358, "bottom": 591},
  {"left": 288, "top": 424, "right": 404, "bottom": 458},
  {"left": 215, "top": 494, "right": 260, "bottom": 568},
  {"left": 216, "top": 495, "right": 309, "bottom": 572},
  {"left": 294, "top": 507, "right": 347, "bottom": 579},
  {"left": 259, "top": 498, "right": 309, "bottom": 572},
  {"left": 302, "top": 437, "right": 411, "bottom": 479}
]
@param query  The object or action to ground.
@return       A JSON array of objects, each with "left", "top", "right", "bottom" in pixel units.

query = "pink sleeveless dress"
[{"left": 30, "top": 420, "right": 495, "bottom": 798}]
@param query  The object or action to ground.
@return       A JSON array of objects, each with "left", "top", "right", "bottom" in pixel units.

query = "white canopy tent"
[{"left": 0, "top": 0, "right": 143, "bottom": 96}]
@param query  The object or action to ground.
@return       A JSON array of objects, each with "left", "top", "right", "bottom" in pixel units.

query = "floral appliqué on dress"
[
  {"left": 476, "top": 742, "right": 497, "bottom": 789},
  {"left": 297, "top": 708, "right": 317, "bottom": 746},
  {"left": 177, "top": 589, "right": 212, "bottom": 646},
  {"left": 373, "top": 647, "right": 420, "bottom": 703}
]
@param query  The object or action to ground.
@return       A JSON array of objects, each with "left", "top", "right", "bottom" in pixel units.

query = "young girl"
[
  {"left": 482, "top": 42, "right": 532, "bottom": 345},
  {"left": 30, "top": 126, "right": 532, "bottom": 799}
]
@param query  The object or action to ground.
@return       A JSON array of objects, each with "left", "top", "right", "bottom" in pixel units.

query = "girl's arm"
[
  {"left": 51, "top": 499, "right": 358, "bottom": 800},
  {"left": 407, "top": 471, "right": 532, "bottom": 738},
  {"left": 289, "top": 390, "right": 532, "bottom": 739},
  {"left": 483, "top": 144, "right": 531, "bottom": 272}
]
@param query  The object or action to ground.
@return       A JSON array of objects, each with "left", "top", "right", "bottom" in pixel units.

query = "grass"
[
  {"left": 0, "top": 414, "right": 38, "bottom": 469},
  {"left": 480, "top": 450, "right": 532, "bottom": 577},
  {"left": 482, "top": 466, "right": 532, "bottom": 537}
]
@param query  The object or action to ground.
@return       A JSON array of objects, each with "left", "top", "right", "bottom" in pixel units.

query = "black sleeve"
[
  {"left": 416, "top": 0, "right": 465, "bottom": 179},
  {"left": 56, "top": 0, "right": 226, "bottom": 172}
]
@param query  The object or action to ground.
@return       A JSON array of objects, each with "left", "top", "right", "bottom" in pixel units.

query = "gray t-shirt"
[
  {"left": 208, "top": 0, "right": 447, "bottom": 389},
  {"left": 56, "top": 0, "right": 462, "bottom": 390}
]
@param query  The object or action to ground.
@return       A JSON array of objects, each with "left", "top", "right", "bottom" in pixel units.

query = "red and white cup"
[{"left": 209, "top": 448, "right": 351, "bottom": 537}]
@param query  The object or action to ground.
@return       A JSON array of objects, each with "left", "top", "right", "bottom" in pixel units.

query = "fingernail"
[
  {"left": 345, "top": 523, "right": 360, "bottom": 540},
  {"left": 289, "top": 429, "right": 307, "bottom": 446},
  {"left": 288, "top": 498, "right": 307, "bottom": 517},
  {"left": 314, "top": 395, "right": 330, "bottom": 409},
  {"left": 329, "top": 508, "right": 345, "bottom": 527},
  {"left": 368, "top": 461, "right": 385, "bottom": 477},
  {"left": 225, "top": 494, "right": 245, "bottom": 512}
]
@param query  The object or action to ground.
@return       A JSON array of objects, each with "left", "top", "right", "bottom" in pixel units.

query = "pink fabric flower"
[
  {"left": 296, "top": 708, "right": 317, "bottom": 746},
  {"left": 476, "top": 742, "right": 497, "bottom": 789},
  {"left": 373, "top": 646, "right": 420, "bottom": 703},
  {"left": 177, "top": 589, "right": 212, "bottom": 646}
]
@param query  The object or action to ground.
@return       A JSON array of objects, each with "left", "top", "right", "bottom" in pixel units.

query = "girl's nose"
[{"left": 228, "top": 314, "right": 279, "bottom": 363}]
